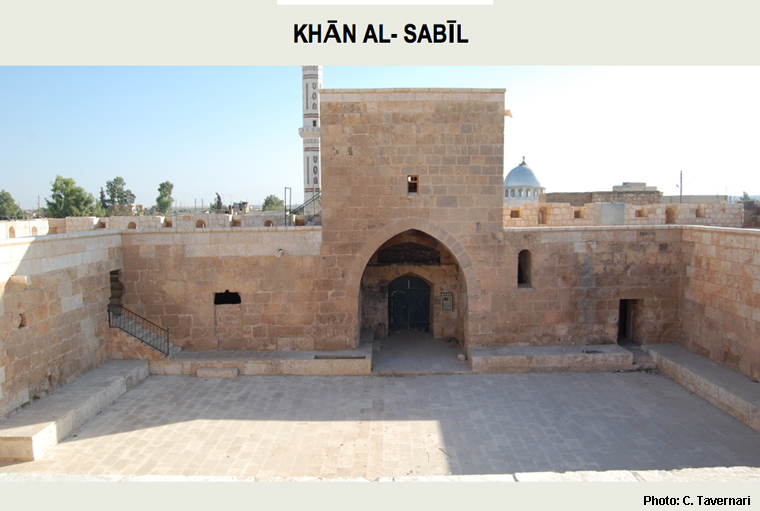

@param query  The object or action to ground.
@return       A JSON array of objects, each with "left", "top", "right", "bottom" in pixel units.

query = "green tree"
[
  {"left": 262, "top": 194, "right": 284, "bottom": 211},
  {"left": 739, "top": 191, "right": 753, "bottom": 202},
  {"left": 0, "top": 190, "right": 22, "bottom": 219},
  {"left": 211, "top": 193, "right": 224, "bottom": 211},
  {"left": 103, "top": 176, "right": 136, "bottom": 215},
  {"left": 45, "top": 176, "right": 98, "bottom": 218},
  {"left": 155, "top": 181, "right": 174, "bottom": 215}
]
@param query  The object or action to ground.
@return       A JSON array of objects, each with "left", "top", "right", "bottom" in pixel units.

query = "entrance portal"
[{"left": 388, "top": 276, "right": 430, "bottom": 332}]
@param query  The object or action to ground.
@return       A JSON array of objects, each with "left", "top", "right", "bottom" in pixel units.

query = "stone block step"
[
  {"left": 643, "top": 343, "right": 760, "bottom": 434},
  {"left": 197, "top": 367, "right": 238, "bottom": 378},
  {"left": 467, "top": 344, "right": 633, "bottom": 373},
  {"left": 150, "top": 338, "right": 374, "bottom": 377},
  {"left": 0, "top": 360, "right": 149, "bottom": 461}
]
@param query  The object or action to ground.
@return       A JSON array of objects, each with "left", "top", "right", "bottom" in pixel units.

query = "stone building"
[{"left": 1, "top": 86, "right": 759, "bottom": 422}]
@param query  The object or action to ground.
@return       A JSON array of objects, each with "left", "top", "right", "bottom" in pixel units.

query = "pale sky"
[{"left": 1, "top": 66, "right": 758, "bottom": 211}]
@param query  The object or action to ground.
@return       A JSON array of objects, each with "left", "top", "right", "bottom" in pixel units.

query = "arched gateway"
[{"left": 359, "top": 229, "right": 465, "bottom": 341}]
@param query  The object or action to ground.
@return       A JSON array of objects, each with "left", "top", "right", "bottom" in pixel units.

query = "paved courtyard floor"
[{"left": 2, "top": 371, "right": 760, "bottom": 481}]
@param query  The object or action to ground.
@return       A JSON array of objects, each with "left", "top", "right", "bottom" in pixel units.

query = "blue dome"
[{"left": 504, "top": 157, "right": 542, "bottom": 188}]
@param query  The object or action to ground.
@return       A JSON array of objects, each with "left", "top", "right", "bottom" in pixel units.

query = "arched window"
[
  {"left": 538, "top": 208, "right": 548, "bottom": 225},
  {"left": 510, "top": 189, "right": 515, "bottom": 198},
  {"left": 518, "top": 250, "right": 532, "bottom": 287},
  {"left": 665, "top": 208, "right": 676, "bottom": 224},
  {"left": 264, "top": 220, "right": 274, "bottom": 227},
  {"left": 518, "top": 189, "right": 523, "bottom": 197},
  {"left": 127, "top": 222, "right": 137, "bottom": 230},
  {"left": 8, "top": 226, "right": 15, "bottom": 238},
  {"left": 196, "top": 219, "right": 206, "bottom": 228},
  {"left": 31, "top": 226, "right": 38, "bottom": 236}
]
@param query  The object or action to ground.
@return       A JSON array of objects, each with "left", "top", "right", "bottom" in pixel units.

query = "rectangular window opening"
[
  {"left": 510, "top": 209, "right": 521, "bottom": 219},
  {"left": 407, "top": 175, "right": 419, "bottom": 194}
]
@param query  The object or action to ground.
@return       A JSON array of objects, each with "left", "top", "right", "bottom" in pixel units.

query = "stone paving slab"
[
  {"left": 371, "top": 332, "right": 469, "bottom": 375},
  {"left": 1, "top": 371, "right": 759, "bottom": 480},
  {"left": 644, "top": 343, "right": 760, "bottom": 433},
  {"left": 0, "top": 360, "right": 149, "bottom": 461},
  {"left": 468, "top": 344, "right": 633, "bottom": 373}
]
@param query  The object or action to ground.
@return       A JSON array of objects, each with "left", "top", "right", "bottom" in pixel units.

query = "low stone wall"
[
  {"left": 0, "top": 220, "right": 49, "bottom": 240},
  {"left": 0, "top": 231, "right": 122, "bottom": 418},
  {"left": 504, "top": 202, "right": 743, "bottom": 229},
  {"left": 680, "top": 226, "right": 760, "bottom": 380}
]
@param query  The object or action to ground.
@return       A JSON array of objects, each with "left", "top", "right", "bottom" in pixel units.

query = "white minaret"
[{"left": 299, "top": 66, "right": 322, "bottom": 213}]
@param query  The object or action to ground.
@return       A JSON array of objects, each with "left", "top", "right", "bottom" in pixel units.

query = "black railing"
[
  {"left": 287, "top": 192, "right": 322, "bottom": 226},
  {"left": 108, "top": 304, "right": 170, "bottom": 356}
]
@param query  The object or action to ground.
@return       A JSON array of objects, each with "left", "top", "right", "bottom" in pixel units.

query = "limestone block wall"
[
  {"left": 680, "top": 226, "right": 760, "bottom": 380},
  {"left": 318, "top": 88, "right": 506, "bottom": 349},
  {"left": 0, "top": 220, "right": 50, "bottom": 240},
  {"left": 488, "top": 226, "right": 684, "bottom": 347},
  {"left": 503, "top": 203, "right": 742, "bottom": 229},
  {"left": 0, "top": 232, "right": 121, "bottom": 418},
  {"left": 116, "top": 227, "right": 324, "bottom": 352}
]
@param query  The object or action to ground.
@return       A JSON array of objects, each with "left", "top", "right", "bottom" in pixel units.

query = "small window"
[
  {"left": 312, "top": 120, "right": 317, "bottom": 127},
  {"left": 214, "top": 291, "right": 241, "bottom": 305},
  {"left": 510, "top": 209, "right": 520, "bottom": 219},
  {"left": 31, "top": 227, "right": 38, "bottom": 236},
  {"left": 538, "top": 208, "right": 548, "bottom": 225},
  {"left": 8, "top": 227, "right": 15, "bottom": 238},
  {"left": 510, "top": 189, "right": 515, "bottom": 198},
  {"left": 18, "top": 312, "right": 27, "bottom": 329},
  {"left": 574, "top": 210, "right": 582, "bottom": 219},
  {"left": 518, "top": 250, "right": 532, "bottom": 287},
  {"left": 635, "top": 209, "right": 647, "bottom": 218},
  {"left": 127, "top": 222, "right": 137, "bottom": 229},
  {"left": 407, "top": 175, "right": 419, "bottom": 194},
  {"left": 196, "top": 219, "right": 206, "bottom": 228},
  {"left": 696, "top": 207, "right": 705, "bottom": 218},
  {"left": 264, "top": 220, "right": 274, "bottom": 227},
  {"left": 665, "top": 208, "right": 676, "bottom": 224}
]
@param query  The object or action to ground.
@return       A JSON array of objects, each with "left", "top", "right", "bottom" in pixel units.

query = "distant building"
[{"left": 504, "top": 157, "right": 545, "bottom": 206}]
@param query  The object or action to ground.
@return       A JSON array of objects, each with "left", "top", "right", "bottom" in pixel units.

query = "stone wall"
[
  {"left": 0, "top": 220, "right": 50, "bottom": 240},
  {"left": 490, "top": 227, "right": 684, "bottom": 346},
  {"left": 115, "top": 227, "right": 323, "bottom": 352},
  {"left": 0, "top": 232, "right": 121, "bottom": 417},
  {"left": 504, "top": 203, "right": 743, "bottom": 229},
  {"left": 680, "top": 226, "right": 760, "bottom": 380},
  {"left": 542, "top": 191, "right": 663, "bottom": 206}
]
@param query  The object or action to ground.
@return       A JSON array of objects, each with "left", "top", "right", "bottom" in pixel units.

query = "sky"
[{"left": 1, "top": 66, "right": 759, "bottom": 211}]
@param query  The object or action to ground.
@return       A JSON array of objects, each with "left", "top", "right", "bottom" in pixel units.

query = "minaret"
[{"left": 299, "top": 66, "right": 322, "bottom": 213}]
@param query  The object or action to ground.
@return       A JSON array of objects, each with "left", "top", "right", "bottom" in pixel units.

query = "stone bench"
[
  {"left": 467, "top": 344, "right": 633, "bottom": 373},
  {"left": 644, "top": 343, "right": 760, "bottom": 434},
  {"left": 0, "top": 360, "right": 149, "bottom": 461}
]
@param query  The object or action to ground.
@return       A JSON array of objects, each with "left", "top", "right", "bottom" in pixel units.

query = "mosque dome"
[{"left": 504, "top": 157, "right": 542, "bottom": 188}]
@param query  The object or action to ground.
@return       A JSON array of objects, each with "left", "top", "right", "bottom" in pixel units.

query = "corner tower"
[{"left": 299, "top": 66, "right": 322, "bottom": 210}]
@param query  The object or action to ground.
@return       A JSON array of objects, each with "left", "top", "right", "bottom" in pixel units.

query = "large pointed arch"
[{"left": 345, "top": 218, "right": 482, "bottom": 314}]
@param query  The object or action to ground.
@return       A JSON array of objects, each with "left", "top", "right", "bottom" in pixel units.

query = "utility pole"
[{"left": 679, "top": 171, "right": 683, "bottom": 203}]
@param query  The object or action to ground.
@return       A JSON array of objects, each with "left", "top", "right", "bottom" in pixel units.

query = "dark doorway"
[
  {"left": 388, "top": 276, "right": 430, "bottom": 331},
  {"left": 618, "top": 299, "right": 635, "bottom": 343}
]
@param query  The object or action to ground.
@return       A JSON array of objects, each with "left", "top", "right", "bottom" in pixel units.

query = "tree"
[
  {"left": 103, "top": 176, "right": 136, "bottom": 215},
  {"left": 211, "top": 193, "right": 224, "bottom": 211},
  {"left": 262, "top": 194, "right": 284, "bottom": 211},
  {"left": 155, "top": 181, "right": 174, "bottom": 215},
  {"left": 45, "top": 176, "right": 98, "bottom": 218},
  {"left": 0, "top": 190, "right": 22, "bottom": 219},
  {"left": 739, "top": 191, "right": 753, "bottom": 202}
]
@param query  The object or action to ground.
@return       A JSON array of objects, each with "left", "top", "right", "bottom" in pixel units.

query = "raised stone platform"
[
  {"left": 467, "top": 344, "right": 633, "bottom": 373},
  {"left": 0, "top": 360, "right": 149, "bottom": 461},
  {"left": 644, "top": 343, "right": 760, "bottom": 434},
  {"left": 150, "top": 334, "right": 374, "bottom": 377}
]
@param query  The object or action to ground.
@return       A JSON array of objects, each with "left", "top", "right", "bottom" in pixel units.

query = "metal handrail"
[{"left": 108, "top": 304, "right": 170, "bottom": 356}]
